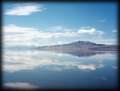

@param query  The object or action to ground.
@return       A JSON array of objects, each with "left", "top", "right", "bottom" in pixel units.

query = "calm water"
[{"left": 3, "top": 48, "right": 118, "bottom": 89}]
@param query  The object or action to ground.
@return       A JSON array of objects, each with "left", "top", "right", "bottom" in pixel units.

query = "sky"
[{"left": 3, "top": 2, "right": 118, "bottom": 47}]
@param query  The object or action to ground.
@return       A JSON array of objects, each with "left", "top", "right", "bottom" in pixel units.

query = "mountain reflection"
[
  {"left": 3, "top": 49, "right": 118, "bottom": 89},
  {"left": 3, "top": 49, "right": 117, "bottom": 73}
]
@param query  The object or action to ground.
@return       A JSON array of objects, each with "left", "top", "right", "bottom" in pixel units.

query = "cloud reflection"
[
  {"left": 77, "top": 64, "right": 104, "bottom": 71},
  {"left": 4, "top": 82, "right": 39, "bottom": 89},
  {"left": 3, "top": 50, "right": 113, "bottom": 73}
]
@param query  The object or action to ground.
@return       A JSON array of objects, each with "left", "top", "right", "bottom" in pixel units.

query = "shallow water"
[{"left": 3, "top": 49, "right": 118, "bottom": 89}]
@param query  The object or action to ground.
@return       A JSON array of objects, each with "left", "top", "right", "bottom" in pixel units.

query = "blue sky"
[{"left": 3, "top": 2, "right": 118, "bottom": 47}]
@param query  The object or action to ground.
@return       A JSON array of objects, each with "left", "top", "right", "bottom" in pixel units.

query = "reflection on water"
[{"left": 3, "top": 49, "right": 118, "bottom": 89}]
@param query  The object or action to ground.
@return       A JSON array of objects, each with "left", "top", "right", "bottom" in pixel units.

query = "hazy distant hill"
[{"left": 37, "top": 41, "right": 117, "bottom": 56}]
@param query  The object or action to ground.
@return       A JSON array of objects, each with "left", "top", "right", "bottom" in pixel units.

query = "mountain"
[{"left": 36, "top": 41, "right": 117, "bottom": 56}]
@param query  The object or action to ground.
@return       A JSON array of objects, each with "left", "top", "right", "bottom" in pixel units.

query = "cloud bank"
[{"left": 3, "top": 24, "right": 116, "bottom": 48}]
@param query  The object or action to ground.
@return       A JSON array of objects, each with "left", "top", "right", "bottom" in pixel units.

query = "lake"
[{"left": 3, "top": 48, "right": 118, "bottom": 89}]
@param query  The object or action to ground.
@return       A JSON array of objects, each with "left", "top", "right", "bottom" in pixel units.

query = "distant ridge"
[{"left": 37, "top": 41, "right": 117, "bottom": 56}]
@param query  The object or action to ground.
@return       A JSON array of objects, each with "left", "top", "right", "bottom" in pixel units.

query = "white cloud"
[
  {"left": 78, "top": 27, "right": 104, "bottom": 35},
  {"left": 4, "top": 24, "right": 38, "bottom": 33},
  {"left": 4, "top": 82, "right": 39, "bottom": 89},
  {"left": 3, "top": 24, "right": 116, "bottom": 48},
  {"left": 78, "top": 27, "right": 95, "bottom": 34},
  {"left": 3, "top": 24, "right": 55, "bottom": 47},
  {"left": 5, "top": 4, "right": 45, "bottom": 16},
  {"left": 3, "top": 24, "right": 78, "bottom": 47}
]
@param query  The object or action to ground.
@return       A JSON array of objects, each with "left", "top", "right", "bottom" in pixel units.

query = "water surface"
[{"left": 3, "top": 49, "right": 118, "bottom": 89}]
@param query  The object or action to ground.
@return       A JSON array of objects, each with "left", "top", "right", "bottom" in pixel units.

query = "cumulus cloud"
[
  {"left": 4, "top": 82, "right": 39, "bottom": 89},
  {"left": 5, "top": 4, "right": 45, "bottom": 16},
  {"left": 3, "top": 24, "right": 55, "bottom": 47},
  {"left": 3, "top": 24, "right": 76, "bottom": 47},
  {"left": 78, "top": 27, "right": 104, "bottom": 35},
  {"left": 4, "top": 24, "right": 37, "bottom": 33},
  {"left": 3, "top": 24, "right": 116, "bottom": 48}
]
